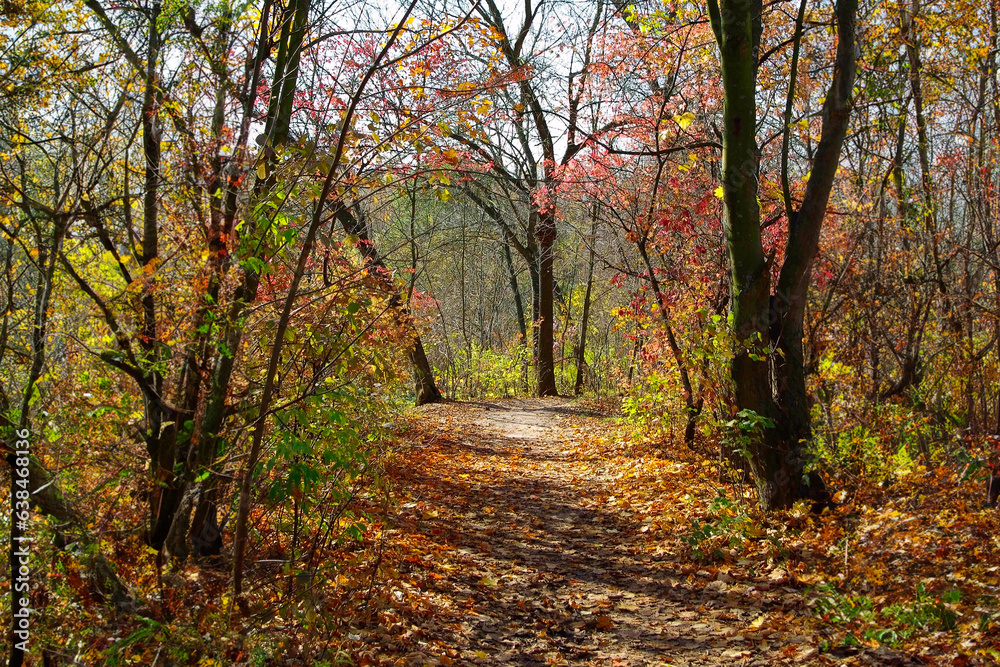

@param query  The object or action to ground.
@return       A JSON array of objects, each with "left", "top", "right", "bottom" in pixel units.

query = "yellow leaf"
[
  {"left": 790, "top": 499, "right": 812, "bottom": 518},
  {"left": 713, "top": 187, "right": 724, "bottom": 199},
  {"left": 674, "top": 111, "right": 696, "bottom": 130}
]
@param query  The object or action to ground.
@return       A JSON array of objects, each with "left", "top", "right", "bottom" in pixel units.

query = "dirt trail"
[{"left": 362, "top": 399, "right": 913, "bottom": 666}]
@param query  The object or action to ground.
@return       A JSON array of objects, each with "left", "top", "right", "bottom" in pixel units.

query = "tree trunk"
[
  {"left": 1, "top": 421, "right": 133, "bottom": 614},
  {"left": 708, "top": 0, "right": 780, "bottom": 505},
  {"left": 773, "top": 0, "right": 857, "bottom": 505},
  {"left": 637, "top": 241, "right": 700, "bottom": 443},
  {"left": 335, "top": 205, "right": 442, "bottom": 406},
  {"left": 411, "top": 335, "right": 443, "bottom": 405},
  {"left": 575, "top": 217, "right": 598, "bottom": 395},
  {"left": 8, "top": 210, "right": 64, "bottom": 666},
  {"left": 231, "top": 4, "right": 420, "bottom": 597},
  {"left": 709, "top": 0, "right": 856, "bottom": 510},
  {"left": 501, "top": 229, "right": 528, "bottom": 343},
  {"left": 536, "top": 209, "right": 558, "bottom": 396},
  {"left": 900, "top": 0, "right": 950, "bottom": 305},
  {"left": 135, "top": 0, "right": 188, "bottom": 551}
]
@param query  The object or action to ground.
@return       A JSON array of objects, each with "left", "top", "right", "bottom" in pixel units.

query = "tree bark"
[
  {"left": 410, "top": 336, "right": 443, "bottom": 405},
  {"left": 8, "top": 210, "right": 63, "bottom": 666},
  {"left": 536, "top": 209, "right": 558, "bottom": 396},
  {"left": 708, "top": 0, "right": 778, "bottom": 504},
  {"left": 770, "top": 0, "right": 857, "bottom": 507},
  {"left": 709, "top": 0, "right": 857, "bottom": 510},
  {"left": 900, "top": 0, "right": 949, "bottom": 305},
  {"left": 335, "top": 206, "right": 442, "bottom": 405},
  {"left": 575, "top": 216, "right": 598, "bottom": 395},
  {"left": 135, "top": 0, "right": 186, "bottom": 552},
  {"left": 636, "top": 241, "right": 700, "bottom": 443},
  {"left": 501, "top": 228, "right": 528, "bottom": 343}
]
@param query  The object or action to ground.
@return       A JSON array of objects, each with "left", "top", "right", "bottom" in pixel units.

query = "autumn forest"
[{"left": 2, "top": 0, "right": 1000, "bottom": 664}]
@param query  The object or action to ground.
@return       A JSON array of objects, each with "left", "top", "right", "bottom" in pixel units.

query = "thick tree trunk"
[
  {"left": 709, "top": 0, "right": 781, "bottom": 506},
  {"left": 411, "top": 336, "right": 443, "bottom": 405},
  {"left": 709, "top": 0, "right": 856, "bottom": 510},
  {"left": 536, "top": 209, "right": 558, "bottom": 396}
]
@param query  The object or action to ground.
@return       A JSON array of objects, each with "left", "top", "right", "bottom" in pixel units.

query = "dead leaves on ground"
[{"left": 353, "top": 400, "right": 1000, "bottom": 666}]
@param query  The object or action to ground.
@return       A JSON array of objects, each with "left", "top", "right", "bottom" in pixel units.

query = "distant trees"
[{"left": 411, "top": 0, "right": 614, "bottom": 396}]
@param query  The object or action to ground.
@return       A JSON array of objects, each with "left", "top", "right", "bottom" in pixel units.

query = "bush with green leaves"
[
  {"left": 812, "top": 582, "right": 965, "bottom": 649},
  {"left": 438, "top": 342, "right": 533, "bottom": 399}
]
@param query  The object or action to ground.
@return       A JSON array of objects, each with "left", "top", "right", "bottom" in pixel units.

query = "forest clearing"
[{"left": 3, "top": 0, "right": 1000, "bottom": 663}]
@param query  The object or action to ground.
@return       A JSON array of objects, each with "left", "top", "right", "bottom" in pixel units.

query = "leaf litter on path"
[{"left": 348, "top": 399, "right": 995, "bottom": 666}]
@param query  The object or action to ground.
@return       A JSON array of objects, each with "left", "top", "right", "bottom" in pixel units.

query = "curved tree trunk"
[
  {"left": 501, "top": 229, "right": 528, "bottom": 343},
  {"left": 335, "top": 205, "right": 442, "bottom": 406},
  {"left": 636, "top": 241, "right": 700, "bottom": 443},
  {"left": 771, "top": 0, "right": 858, "bottom": 508}
]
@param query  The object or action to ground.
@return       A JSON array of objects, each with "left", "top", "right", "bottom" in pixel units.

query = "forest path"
[{"left": 359, "top": 399, "right": 909, "bottom": 666}]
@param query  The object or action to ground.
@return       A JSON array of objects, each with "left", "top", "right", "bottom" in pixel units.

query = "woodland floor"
[{"left": 341, "top": 399, "right": 997, "bottom": 667}]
